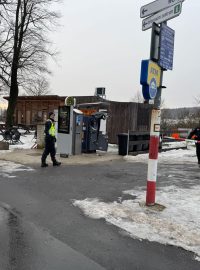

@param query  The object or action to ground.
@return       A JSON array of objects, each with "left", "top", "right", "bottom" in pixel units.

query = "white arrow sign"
[
  {"left": 140, "top": 0, "right": 184, "bottom": 18},
  {"left": 142, "top": 3, "right": 182, "bottom": 31}
]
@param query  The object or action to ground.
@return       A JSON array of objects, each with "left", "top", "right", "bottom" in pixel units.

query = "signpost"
[
  {"left": 159, "top": 24, "right": 175, "bottom": 70},
  {"left": 139, "top": 0, "right": 186, "bottom": 206},
  {"left": 142, "top": 3, "right": 182, "bottom": 31},
  {"left": 140, "top": 0, "right": 184, "bottom": 18}
]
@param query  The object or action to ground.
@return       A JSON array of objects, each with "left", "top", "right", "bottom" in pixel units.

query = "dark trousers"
[
  {"left": 41, "top": 139, "right": 56, "bottom": 163},
  {"left": 196, "top": 143, "right": 200, "bottom": 163}
]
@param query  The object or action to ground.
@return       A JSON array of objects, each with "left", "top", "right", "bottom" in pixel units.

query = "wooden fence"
[{"left": 107, "top": 101, "right": 152, "bottom": 144}]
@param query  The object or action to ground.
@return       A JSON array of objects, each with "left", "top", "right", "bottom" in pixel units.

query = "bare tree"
[
  {"left": 160, "top": 97, "right": 165, "bottom": 109},
  {"left": 131, "top": 91, "right": 166, "bottom": 108},
  {"left": 23, "top": 76, "right": 51, "bottom": 96},
  {"left": 0, "top": 0, "right": 11, "bottom": 6},
  {"left": 0, "top": 0, "right": 60, "bottom": 127},
  {"left": 131, "top": 91, "right": 144, "bottom": 103}
]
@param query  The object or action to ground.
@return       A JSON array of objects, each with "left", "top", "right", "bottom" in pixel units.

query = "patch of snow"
[
  {"left": 195, "top": 256, "right": 200, "bottom": 262},
  {"left": 124, "top": 147, "right": 197, "bottom": 164},
  {"left": 107, "top": 144, "right": 118, "bottom": 153},
  {"left": 0, "top": 160, "right": 34, "bottom": 178},
  {"left": 0, "top": 133, "right": 36, "bottom": 150},
  {"left": 73, "top": 184, "right": 200, "bottom": 259}
]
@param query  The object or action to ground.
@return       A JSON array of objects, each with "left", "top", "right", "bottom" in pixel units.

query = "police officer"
[
  {"left": 188, "top": 127, "right": 200, "bottom": 164},
  {"left": 41, "top": 112, "right": 61, "bottom": 167}
]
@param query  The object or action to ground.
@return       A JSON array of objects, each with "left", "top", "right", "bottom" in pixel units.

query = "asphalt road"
[{"left": 0, "top": 159, "right": 199, "bottom": 270}]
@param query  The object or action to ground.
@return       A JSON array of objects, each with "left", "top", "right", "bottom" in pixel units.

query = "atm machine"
[
  {"left": 82, "top": 112, "right": 108, "bottom": 153},
  {"left": 57, "top": 98, "right": 83, "bottom": 156},
  {"left": 57, "top": 105, "right": 73, "bottom": 157}
]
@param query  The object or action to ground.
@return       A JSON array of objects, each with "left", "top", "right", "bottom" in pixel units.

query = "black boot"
[
  {"left": 41, "top": 160, "right": 48, "bottom": 167},
  {"left": 41, "top": 163, "right": 48, "bottom": 167},
  {"left": 53, "top": 160, "right": 61, "bottom": 166}
]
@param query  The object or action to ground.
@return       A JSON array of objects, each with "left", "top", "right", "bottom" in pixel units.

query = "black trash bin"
[
  {"left": 117, "top": 133, "right": 128, "bottom": 156},
  {"left": 136, "top": 135, "right": 143, "bottom": 151},
  {"left": 142, "top": 134, "right": 150, "bottom": 151}
]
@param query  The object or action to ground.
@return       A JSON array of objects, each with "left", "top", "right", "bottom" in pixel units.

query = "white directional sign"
[
  {"left": 140, "top": 0, "right": 184, "bottom": 18},
  {"left": 142, "top": 3, "right": 182, "bottom": 31}
]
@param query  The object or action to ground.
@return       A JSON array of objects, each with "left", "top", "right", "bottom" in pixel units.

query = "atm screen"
[{"left": 58, "top": 106, "right": 70, "bottom": 134}]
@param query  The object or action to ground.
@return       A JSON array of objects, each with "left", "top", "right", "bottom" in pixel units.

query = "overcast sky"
[{"left": 48, "top": 0, "right": 199, "bottom": 108}]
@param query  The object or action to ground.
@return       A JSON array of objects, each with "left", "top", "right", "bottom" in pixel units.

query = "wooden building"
[
  {"left": 4, "top": 95, "right": 103, "bottom": 126},
  {"left": 106, "top": 101, "right": 152, "bottom": 143},
  {"left": 4, "top": 95, "right": 152, "bottom": 143}
]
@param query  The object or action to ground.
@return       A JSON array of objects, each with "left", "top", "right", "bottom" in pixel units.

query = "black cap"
[{"left": 49, "top": 112, "right": 55, "bottom": 118}]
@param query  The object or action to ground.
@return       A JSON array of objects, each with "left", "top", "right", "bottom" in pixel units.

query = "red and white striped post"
[
  {"left": 146, "top": 109, "right": 161, "bottom": 206},
  {"left": 145, "top": 22, "right": 166, "bottom": 205}
]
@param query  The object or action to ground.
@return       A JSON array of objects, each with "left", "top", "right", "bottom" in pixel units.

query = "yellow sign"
[{"left": 147, "top": 61, "right": 161, "bottom": 87}]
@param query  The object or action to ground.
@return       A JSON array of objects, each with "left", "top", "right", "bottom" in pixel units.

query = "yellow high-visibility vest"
[{"left": 48, "top": 120, "right": 56, "bottom": 137}]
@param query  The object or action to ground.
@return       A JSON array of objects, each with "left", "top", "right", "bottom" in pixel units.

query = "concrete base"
[
  {"left": 0, "top": 141, "right": 9, "bottom": 150},
  {"left": 36, "top": 124, "right": 45, "bottom": 149}
]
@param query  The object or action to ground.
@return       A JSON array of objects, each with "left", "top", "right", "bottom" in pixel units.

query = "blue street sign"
[
  {"left": 158, "top": 24, "right": 175, "bottom": 70},
  {"left": 142, "top": 78, "right": 157, "bottom": 100}
]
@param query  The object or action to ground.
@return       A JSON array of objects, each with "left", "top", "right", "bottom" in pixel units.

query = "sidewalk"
[{"left": 0, "top": 148, "right": 122, "bottom": 166}]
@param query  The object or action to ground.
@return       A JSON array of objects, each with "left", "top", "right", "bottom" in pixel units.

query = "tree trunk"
[
  {"left": 6, "top": 76, "right": 18, "bottom": 128},
  {"left": 5, "top": 0, "right": 21, "bottom": 128}
]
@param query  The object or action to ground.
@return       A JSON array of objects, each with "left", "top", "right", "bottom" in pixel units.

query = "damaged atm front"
[{"left": 82, "top": 112, "right": 108, "bottom": 153}]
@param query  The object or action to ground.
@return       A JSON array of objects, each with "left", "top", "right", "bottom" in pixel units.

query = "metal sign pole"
[
  {"left": 146, "top": 22, "right": 166, "bottom": 206},
  {"left": 127, "top": 130, "right": 130, "bottom": 156}
]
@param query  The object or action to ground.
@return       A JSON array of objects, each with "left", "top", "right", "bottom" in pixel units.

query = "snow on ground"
[
  {"left": 124, "top": 142, "right": 197, "bottom": 164},
  {"left": 0, "top": 160, "right": 34, "bottom": 178},
  {"left": 73, "top": 141, "right": 200, "bottom": 261},
  {"left": 0, "top": 132, "right": 35, "bottom": 177},
  {"left": 73, "top": 185, "right": 200, "bottom": 261},
  {"left": 0, "top": 131, "right": 36, "bottom": 150},
  {"left": 107, "top": 144, "right": 118, "bottom": 153}
]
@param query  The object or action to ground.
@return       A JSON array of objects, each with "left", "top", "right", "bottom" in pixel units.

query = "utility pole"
[
  {"left": 146, "top": 22, "right": 165, "bottom": 206},
  {"left": 140, "top": 0, "right": 185, "bottom": 206}
]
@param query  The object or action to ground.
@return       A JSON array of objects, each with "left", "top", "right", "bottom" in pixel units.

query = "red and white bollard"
[{"left": 146, "top": 109, "right": 161, "bottom": 206}]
